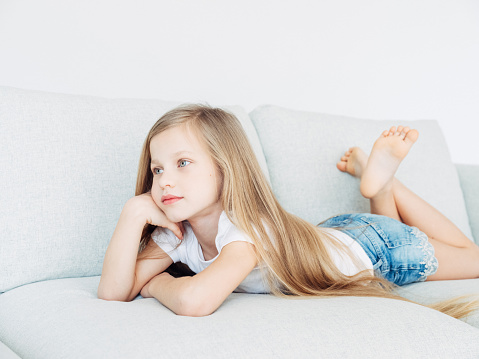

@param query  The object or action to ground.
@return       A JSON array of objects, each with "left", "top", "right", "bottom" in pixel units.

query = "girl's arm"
[
  {"left": 141, "top": 241, "right": 258, "bottom": 316},
  {"left": 98, "top": 193, "right": 182, "bottom": 302}
]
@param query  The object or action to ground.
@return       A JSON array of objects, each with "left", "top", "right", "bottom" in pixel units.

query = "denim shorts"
[{"left": 319, "top": 213, "right": 439, "bottom": 286}]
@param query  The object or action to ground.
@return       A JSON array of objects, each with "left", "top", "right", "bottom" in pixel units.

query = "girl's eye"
[
  {"left": 153, "top": 168, "right": 163, "bottom": 175},
  {"left": 178, "top": 160, "right": 191, "bottom": 168}
]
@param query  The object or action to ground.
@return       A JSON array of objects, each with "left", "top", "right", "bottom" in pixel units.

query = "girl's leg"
[
  {"left": 390, "top": 178, "right": 472, "bottom": 248},
  {"left": 426, "top": 238, "right": 479, "bottom": 280},
  {"left": 390, "top": 177, "right": 479, "bottom": 280},
  {"left": 337, "top": 126, "right": 479, "bottom": 280}
]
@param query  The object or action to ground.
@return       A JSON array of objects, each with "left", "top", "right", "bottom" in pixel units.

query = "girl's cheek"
[
  {"left": 151, "top": 177, "right": 159, "bottom": 190},
  {"left": 150, "top": 189, "right": 162, "bottom": 208},
  {"left": 150, "top": 181, "right": 160, "bottom": 198},
  {"left": 151, "top": 183, "right": 159, "bottom": 195}
]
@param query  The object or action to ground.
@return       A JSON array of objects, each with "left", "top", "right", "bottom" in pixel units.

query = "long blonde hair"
[{"left": 136, "top": 104, "right": 477, "bottom": 319}]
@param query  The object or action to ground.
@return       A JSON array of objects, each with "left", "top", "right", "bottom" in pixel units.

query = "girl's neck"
[{"left": 188, "top": 205, "right": 223, "bottom": 260}]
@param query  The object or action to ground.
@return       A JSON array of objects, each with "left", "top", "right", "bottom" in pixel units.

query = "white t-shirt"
[
  {"left": 152, "top": 212, "right": 269, "bottom": 293},
  {"left": 320, "top": 228, "right": 374, "bottom": 276},
  {"left": 151, "top": 212, "right": 373, "bottom": 294}
]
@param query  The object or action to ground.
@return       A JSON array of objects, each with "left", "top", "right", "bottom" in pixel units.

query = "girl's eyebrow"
[
  {"left": 173, "top": 150, "right": 193, "bottom": 157},
  {"left": 150, "top": 151, "right": 193, "bottom": 165}
]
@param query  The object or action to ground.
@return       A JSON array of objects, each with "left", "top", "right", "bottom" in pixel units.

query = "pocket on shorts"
[
  {"left": 359, "top": 215, "right": 430, "bottom": 285},
  {"left": 360, "top": 216, "right": 412, "bottom": 249}
]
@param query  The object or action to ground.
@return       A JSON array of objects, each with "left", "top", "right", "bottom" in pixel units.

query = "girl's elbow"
[
  {"left": 98, "top": 292, "right": 124, "bottom": 302},
  {"left": 174, "top": 290, "right": 217, "bottom": 317},
  {"left": 97, "top": 287, "right": 133, "bottom": 302},
  {"left": 175, "top": 303, "right": 214, "bottom": 317}
]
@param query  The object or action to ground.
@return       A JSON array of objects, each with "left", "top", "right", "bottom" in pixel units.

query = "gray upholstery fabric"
[
  {"left": 456, "top": 164, "right": 479, "bottom": 244},
  {"left": 397, "top": 279, "right": 479, "bottom": 327},
  {"left": 0, "top": 341, "right": 20, "bottom": 359},
  {"left": 1, "top": 277, "right": 478, "bottom": 359}
]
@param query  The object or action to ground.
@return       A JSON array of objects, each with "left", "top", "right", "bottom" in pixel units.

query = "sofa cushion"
[
  {"left": 1, "top": 277, "right": 478, "bottom": 358},
  {"left": 456, "top": 164, "right": 479, "bottom": 245},
  {"left": 249, "top": 105, "right": 473, "bottom": 241},
  {"left": 0, "top": 87, "right": 269, "bottom": 292},
  {"left": 397, "top": 279, "right": 479, "bottom": 327},
  {"left": 0, "top": 341, "right": 20, "bottom": 359}
]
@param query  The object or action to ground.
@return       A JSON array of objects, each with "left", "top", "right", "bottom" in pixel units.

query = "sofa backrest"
[
  {"left": 0, "top": 87, "right": 268, "bottom": 293},
  {"left": 1, "top": 87, "right": 473, "bottom": 293},
  {"left": 250, "top": 105, "right": 473, "bottom": 240}
]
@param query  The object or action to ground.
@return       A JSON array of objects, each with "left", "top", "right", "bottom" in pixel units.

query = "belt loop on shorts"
[{"left": 372, "top": 259, "right": 383, "bottom": 271}]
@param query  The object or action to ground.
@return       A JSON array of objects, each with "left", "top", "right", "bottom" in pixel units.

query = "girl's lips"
[
  {"left": 161, "top": 195, "right": 183, "bottom": 205},
  {"left": 163, "top": 197, "right": 182, "bottom": 205}
]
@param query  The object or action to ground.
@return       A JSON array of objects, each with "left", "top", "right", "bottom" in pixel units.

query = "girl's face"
[{"left": 149, "top": 124, "right": 223, "bottom": 224}]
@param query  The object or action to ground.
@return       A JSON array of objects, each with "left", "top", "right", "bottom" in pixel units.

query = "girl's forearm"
[
  {"left": 98, "top": 203, "right": 146, "bottom": 301},
  {"left": 148, "top": 273, "right": 191, "bottom": 314},
  {"left": 149, "top": 273, "right": 214, "bottom": 317}
]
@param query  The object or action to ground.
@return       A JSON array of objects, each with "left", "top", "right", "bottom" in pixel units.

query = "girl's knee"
[
  {"left": 471, "top": 243, "right": 479, "bottom": 258},
  {"left": 463, "top": 241, "right": 479, "bottom": 252}
]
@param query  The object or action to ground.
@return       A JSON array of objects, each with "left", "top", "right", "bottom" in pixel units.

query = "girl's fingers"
[
  {"left": 136, "top": 192, "right": 184, "bottom": 239},
  {"left": 167, "top": 222, "right": 184, "bottom": 240},
  {"left": 178, "top": 221, "right": 186, "bottom": 236}
]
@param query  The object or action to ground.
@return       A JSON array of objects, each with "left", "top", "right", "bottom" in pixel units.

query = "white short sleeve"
[
  {"left": 215, "top": 214, "right": 254, "bottom": 250},
  {"left": 151, "top": 227, "right": 182, "bottom": 263}
]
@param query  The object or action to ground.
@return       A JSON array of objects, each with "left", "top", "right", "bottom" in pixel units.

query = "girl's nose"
[{"left": 158, "top": 170, "right": 175, "bottom": 189}]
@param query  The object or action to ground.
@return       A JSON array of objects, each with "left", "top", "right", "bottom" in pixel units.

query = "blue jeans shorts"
[{"left": 319, "top": 213, "right": 439, "bottom": 286}]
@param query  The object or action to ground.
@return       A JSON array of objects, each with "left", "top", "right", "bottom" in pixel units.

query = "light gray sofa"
[{"left": 1, "top": 86, "right": 479, "bottom": 358}]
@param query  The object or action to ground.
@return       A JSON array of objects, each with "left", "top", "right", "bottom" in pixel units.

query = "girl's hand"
[{"left": 125, "top": 193, "right": 185, "bottom": 240}]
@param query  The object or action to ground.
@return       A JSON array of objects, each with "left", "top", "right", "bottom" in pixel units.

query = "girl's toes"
[
  {"left": 404, "top": 129, "right": 419, "bottom": 144},
  {"left": 396, "top": 125, "right": 404, "bottom": 135},
  {"left": 336, "top": 161, "right": 347, "bottom": 172},
  {"left": 388, "top": 126, "right": 397, "bottom": 136},
  {"left": 399, "top": 126, "right": 410, "bottom": 139}
]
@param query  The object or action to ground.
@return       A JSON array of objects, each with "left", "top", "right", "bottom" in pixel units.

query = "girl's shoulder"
[{"left": 215, "top": 212, "right": 254, "bottom": 250}]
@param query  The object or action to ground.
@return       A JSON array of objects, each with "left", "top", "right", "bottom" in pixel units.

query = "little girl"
[{"left": 98, "top": 104, "right": 479, "bottom": 317}]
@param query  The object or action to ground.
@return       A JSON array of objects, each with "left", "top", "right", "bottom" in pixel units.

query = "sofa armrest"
[{"left": 456, "top": 164, "right": 479, "bottom": 244}]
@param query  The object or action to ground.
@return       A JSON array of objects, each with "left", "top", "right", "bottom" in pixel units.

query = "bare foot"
[
  {"left": 336, "top": 147, "right": 368, "bottom": 178},
  {"left": 360, "top": 126, "right": 419, "bottom": 199}
]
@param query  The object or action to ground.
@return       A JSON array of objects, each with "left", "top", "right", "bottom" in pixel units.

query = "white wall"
[{"left": 1, "top": 0, "right": 478, "bottom": 164}]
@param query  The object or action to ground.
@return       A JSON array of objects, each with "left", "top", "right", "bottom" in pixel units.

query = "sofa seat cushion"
[
  {"left": 1, "top": 277, "right": 479, "bottom": 358},
  {"left": 249, "top": 105, "right": 473, "bottom": 241},
  {"left": 456, "top": 164, "right": 479, "bottom": 245},
  {"left": 0, "top": 86, "right": 269, "bottom": 293},
  {"left": 0, "top": 341, "right": 20, "bottom": 359},
  {"left": 397, "top": 279, "right": 479, "bottom": 327}
]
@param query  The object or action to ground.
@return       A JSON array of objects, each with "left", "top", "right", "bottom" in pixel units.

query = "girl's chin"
[{"left": 163, "top": 210, "right": 187, "bottom": 224}]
